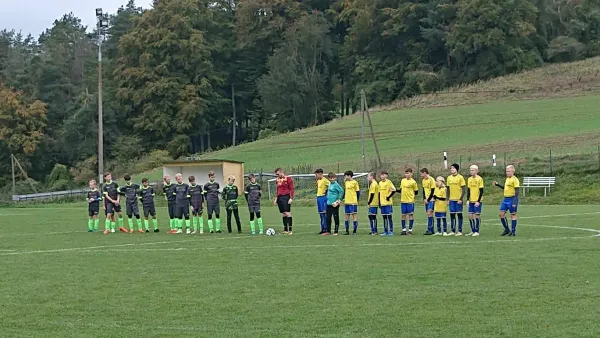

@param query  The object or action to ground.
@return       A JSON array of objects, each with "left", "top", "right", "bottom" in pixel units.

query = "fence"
[
  {"left": 264, "top": 172, "right": 369, "bottom": 201},
  {"left": 12, "top": 182, "right": 160, "bottom": 202}
]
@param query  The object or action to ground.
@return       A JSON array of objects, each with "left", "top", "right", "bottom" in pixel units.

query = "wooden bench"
[{"left": 522, "top": 177, "right": 556, "bottom": 197}]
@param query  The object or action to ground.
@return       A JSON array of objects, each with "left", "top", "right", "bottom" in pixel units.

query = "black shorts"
[
  {"left": 248, "top": 205, "right": 261, "bottom": 214},
  {"left": 143, "top": 205, "right": 156, "bottom": 217},
  {"left": 207, "top": 204, "right": 220, "bottom": 217},
  {"left": 167, "top": 202, "right": 176, "bottom": 219},
  {"left": 175, "top": 204, "right": 190, "bottom": 219},
  {"left": 88, "top": 204, "right": 100, "bottom": 217},
  {"left": 105, "top": 201, "right": 122, "bottom": 215},
  {"left": 191, "top": 205, "right": 203, "bottom": 216},
  {"left": 126, "top": 202, "right": 140, "bottom": 217},
  {"left": 277, "top": 195, "right": 291, "bottom": 213}
]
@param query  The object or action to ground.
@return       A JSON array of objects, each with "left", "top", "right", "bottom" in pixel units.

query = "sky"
[{"left": 0, "top": 0, "right": 150, "bottom": 37}]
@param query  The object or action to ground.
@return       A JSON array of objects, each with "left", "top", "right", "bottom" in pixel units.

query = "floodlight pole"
[{"left": 96, "top": 9, "right": 105, "bottom": 184}]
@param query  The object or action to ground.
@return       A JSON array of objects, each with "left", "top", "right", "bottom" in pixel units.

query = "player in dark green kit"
[
  {"left": 222, "top": 175, "right": 242, "bottom": 233},
  {"left": 163, "top": 175, "right": 177, "bottom": 234},
  {"left": 173, "top": 173, "right": 191, "bottom": 234},
  {"left": 102, "top": 172, "right": 127, "bottom": 234},
  {"left": 119, "top": 174, "right": 144, "bottom": 233},
  {"left": 244, "top": 174, "right": 264, "bottom": 235},
  {"left": 188, "top": 176, "right": 204, "bottom": 234},
  {"left": 139, "top": 178, "right": 159, "bottom": 232},
  {"left": 87, "top": 179, "right": 102, "bottom": 232},
  {"left": 204, "top": 171, "right": 221, "bottom": 233}
]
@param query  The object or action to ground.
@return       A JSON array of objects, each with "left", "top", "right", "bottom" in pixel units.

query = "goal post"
[{"left": 266, "top": 173, "right": 370, "bottom": 201}]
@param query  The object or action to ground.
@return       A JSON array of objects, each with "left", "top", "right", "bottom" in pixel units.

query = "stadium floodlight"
[
  {"left": 100, "top": 19, "right": 109, "bottom": 28},
  {"left": 96, "top": 8, "right": 103, "bottom": 17}
]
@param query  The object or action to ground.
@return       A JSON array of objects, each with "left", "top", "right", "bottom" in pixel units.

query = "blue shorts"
[
  {"left": 401, "top": 203, "right": 415, "bottom": 215},
  {"left": 449, "top": 201, "right": 463, "bottom": 213},
  {"left": 435, "top": 212, "right": 447, "bottom": 218},
  {"left": 468, "top": 202, "right": 482, "bottom": 214},
  {"left": 380, "top": 205, "right": 393, "bottom": 215},
  {"left": 500, "top": 197, "right": 518, "bottom": 214},
  {"left": 344, "top": 204, "right": 358, "bottom": 214},
  {"left": 368, "top": 207, "right": 378, "bottom": 215},
  {"left": 317, "top": 196, "right": 327, "bottom": 213},
  {"left": 425, "top": 201, "right": 434, "bottom": 212}
]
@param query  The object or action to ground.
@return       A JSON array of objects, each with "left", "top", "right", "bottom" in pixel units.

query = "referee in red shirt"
[{"left": 273, "top": 168, "right": 294, "bottom": 234}]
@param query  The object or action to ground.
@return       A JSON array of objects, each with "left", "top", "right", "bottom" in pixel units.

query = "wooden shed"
[{"left": 162, "top": 159, "right": 245, "bottom": 187}]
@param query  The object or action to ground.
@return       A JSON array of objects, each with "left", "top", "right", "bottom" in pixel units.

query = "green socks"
[
  {"left": 257, "top": 218, "right": 264, "bottom": 233},
  {"left": 111, "top": 221, "right": 116, "bottom": 230},
  {"left": 169, "top": 219, "right": 175, "bottom": 230},
  {"left": 152, "top": 218, "right": 158, "bottom": 230},
  {"left": 88, "top": 219, "right": 93, "bottom": 231},
  {"left": 136, "top": 219, "right": 143, "bottom": 230},
  {"left": 250, "top": 220, "right": 255, "bottom": 234},
  {"left": 198, "top": 217, "right": 204, "bottom": 233},
  {"left": 215, "top": 218, "right": 221, "bottom": 231},
  {"left": 192, "top": 217, "right": 198, "bottom": 231},
  {"left": 144, "top": 220, "right": 150, "bottom": 231},
  {"left": 94, "top": 219, "right": 99, "bottom": 230},
  {"left": 105, "top": 218, "right": 111, "bottom": 230},
  {"left": 185, "top": 219, "right": 191, "bottom": 229},
  {"left": 128, "top": 219, "right": 134, "bottom": 230},
  {"left": 118, "top": 218, "right": 124, "bottom": 229},
  {"left": 208, "top": 220, "right": 214, "bottom": 232}
]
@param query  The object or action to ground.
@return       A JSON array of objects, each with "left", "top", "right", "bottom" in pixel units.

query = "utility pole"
[
  {"left": 361, "top": 95, "right": 366, "bottom": 172},
  {"left": 231, "top": 83, "right": 236, "bottom": 146},
  {"left": 361, "top": 90, "right": 382, "bottom": 168},
  {"left": 96, "top": 8, "right": 108, "bottom": 184}
]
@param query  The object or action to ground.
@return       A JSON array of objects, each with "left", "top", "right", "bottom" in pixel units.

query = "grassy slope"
[{"left": 1, "top": 205, "right": 600, "bottom": 337}]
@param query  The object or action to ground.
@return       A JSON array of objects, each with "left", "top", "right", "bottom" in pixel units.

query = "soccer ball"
[{"left": 266, "top": 228, "right": 276, "bottom": 236}]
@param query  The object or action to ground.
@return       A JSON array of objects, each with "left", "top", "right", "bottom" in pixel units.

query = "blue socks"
[
  {"left": 409, "top": 219, "right": 414, "bottom": 231},
  {"left": 319, "top": 213, "right": 326, "bottom": 231},
  {"left": 450, "top": 214, "right": 456, "bottom": 232},
  {"left": 344, "top": 220, "right": 349, "bottom": 232},
  {"left": 436, "top": 218, "right": 442, "bottom": 233},
  {"left": 475, "top": 218, "right": 481, "bottom": 233},
  {"left": 469, "top": 219, "right": 474, "bottom": 232},
  {"left": 388, "top": 216, "right": 394, "bottom": 233},
  {"left": 500, "top": 217, "right": 509, "bottom": 231},
  {"left": 369, "top": 215, "right": 378, "bottom": 233},
  {"left": 353, "top": 221, "right": 358, "bottom": 233},
  {"left": 401, "top": 219, "right": 406, "bottom": 230},
  {"left": 428, "top": 216, "right": 434, "bottom": 233},
  {"left": 443, "top": 218, "right": 448, "bottom": 232},
  {"left": 383, "top": 216, "right": 389, "bottom": 233},
  {"left": 457, "top": 213, "right": 463, "bottom": 232},
  {"left": 511, "top": 219, "right": 517, "bottom": 234}
]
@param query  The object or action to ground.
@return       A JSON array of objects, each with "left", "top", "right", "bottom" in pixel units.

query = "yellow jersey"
[
  {"left": 344, "top": 179, "right": 360, "bottom": 205},
  {"left": 400, "top": 178, "right": 418, "bottom": 203},
  {"left": 434, "top": 186, "right": 448, "bottom": 213},
  {"left": 378, "top": 179, "right": 396, "bottom": 206},
  {"left": 467, "top": 175, "right": 484, "bottom": 202},
  {"left": 368, "top": 181, "right": 380, "bottom": 207},
  {"left": 503, "top": 176, "right": 520, "bottom": 197},
  {"left": 316, "top": 178, "right": 330, "bottom": 197},
  {"left": 422, "top": 176, "right": 436, "bottom": 201},
  {"left": 447, "top": 174, "right": 466, "bottom": 201}
]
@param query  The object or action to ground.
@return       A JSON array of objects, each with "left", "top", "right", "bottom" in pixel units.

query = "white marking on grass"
[{"left": 519, "top": 211, "right": 600, "bottom": 219}]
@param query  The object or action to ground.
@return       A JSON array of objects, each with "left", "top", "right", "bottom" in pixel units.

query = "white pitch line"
[{"left": 519, "top": 211, "right": 600, "bottom": 219}]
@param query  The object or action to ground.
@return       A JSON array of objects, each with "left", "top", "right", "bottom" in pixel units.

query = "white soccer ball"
[{"left": 266, "top": 228, "right": 276, "bottom": 236}]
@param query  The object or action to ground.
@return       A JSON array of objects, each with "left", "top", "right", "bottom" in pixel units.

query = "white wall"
[{"left": 163, "top": 165, "right": 225, "bottom": 187}]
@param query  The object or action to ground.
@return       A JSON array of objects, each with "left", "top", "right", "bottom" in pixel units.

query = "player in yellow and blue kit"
[
  {"left": 344, "top": 171, "right": 360, "bottom": 235},
  {"left": 433, "top": 177, "right": 449, "bottom": 236},
  {"left": 467, "top": 165, "right": 484, "bottom": 237},
  {"left": 493, "top": 165, "right": 520, "bottom": 236},
  {"left": 399, "top": 168, "right": 419, "bottom": 235},
  {"left": 367, "top": 172, "right": 379, "bottom": 235},
  {"left": 315, "top": 169, "right": 330, "bottom": 235},
  {"left": 420, "top": 168, "right": 436, "bottom": 235},
  {"left": 378, "top": 171, "right": 396, "bottom": 236},
  {"left": 447, "top": 163, "right": 466, "bottom": 236}
]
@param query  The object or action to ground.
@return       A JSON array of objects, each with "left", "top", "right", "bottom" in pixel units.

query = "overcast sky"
[{"left": 1, "top": 0, "right": 150, "bottom": 37}]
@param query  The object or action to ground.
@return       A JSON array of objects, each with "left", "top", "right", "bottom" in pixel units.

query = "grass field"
[{"left": 2, "top": 204, "right": 600, "bottom": 337}]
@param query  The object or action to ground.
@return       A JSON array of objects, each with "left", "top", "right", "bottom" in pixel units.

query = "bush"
[
  {"left": 132, "top": 149, "right": 173, "bottom": 174},
  {"left": 69, "top": 156, "right": 97, "bottom": 185},
  {"left": 548, "top": 36, "right": 586, "bottom": 62},
  {"left": 258, "top": 129, "right": 280, "bottom": 140},
  {"left": 48, "top": 164, "right": 74, "bottom": 191}
]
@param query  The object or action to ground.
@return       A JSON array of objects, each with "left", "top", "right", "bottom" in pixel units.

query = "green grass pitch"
[{"left": 1, "top": 204, "right": 599, "bottom": 337}]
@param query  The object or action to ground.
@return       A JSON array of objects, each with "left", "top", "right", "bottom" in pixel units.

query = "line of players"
[
  {"left": 314, "top": 164, "right": 521, "bottom": 236},
  {"left": 86, "top": 171, "right": 265, "bottom": 235}
]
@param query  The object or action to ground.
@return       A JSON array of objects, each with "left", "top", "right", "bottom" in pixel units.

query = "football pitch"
[{"left": 1, "top": 205, "right": 599, "bottom": 337}]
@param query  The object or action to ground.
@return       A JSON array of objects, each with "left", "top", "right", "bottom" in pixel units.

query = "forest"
[{"left": 0, "top": 0, "right": 599, "bottom": 192}]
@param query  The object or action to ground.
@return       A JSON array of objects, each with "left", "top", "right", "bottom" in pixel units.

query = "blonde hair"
[
  {"left": 436, "top": 176, "right": 446, "bottom": 187},
  {"left": 469, "top": 165, "right": 479, "bottom": 170},
  {"left": 506, "top": 165, "right": 515, "bottom": 170},
  {"left": 175, "top": 173, "right": 182, "bottom": 179},
  {"left": 228, "top": 175, "right": 236, "bottom": 182}
]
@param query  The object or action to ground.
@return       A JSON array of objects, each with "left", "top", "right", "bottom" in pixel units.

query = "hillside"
[{"left": 191, "top": 58, "right": 600, "bottom": 173}]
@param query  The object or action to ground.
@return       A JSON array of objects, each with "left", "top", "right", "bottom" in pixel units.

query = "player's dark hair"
[
  {"left": 274, "top": 168, "right": 282, "bottom": 174},
  {"left": 380, "top": 170, "right": 388, "bottom": 175},
  {"left": 344, "top": 170, "right": 353, "bottom": 177},
  {"left": 314, "top": 169, "right": 324, "bottom": 174},
  {"left": 141, "top": 178, "right": 148, "bottom": 183},
  {"left": 405, "top": 168, "right": 413, "bottom": 173},
  {"left": 248, "top": 173, "right": 255, "bottom": 179},
  {"left": 420, "top": 168, "right": 429, "bottom": 174},
  {"left": 368, "top": 172, "right": 376, "bottom": 178},
  {"left": 328, "top": 172, "right": 336, "bottom": 179},
  {"left": 188, "top": 175, "right": 195, "bottom": 182},
  {"left": 124, "top": 174, "right": 131, "bottom": 181},
  {"left": 103, "top": 172, "right": 111, "bottom": 178},
  {"left": 208, "top": 171, "right": 215, "bottom": 176},
  {"left": 451, "top": 163, "right": 460, "bottom": 171}
]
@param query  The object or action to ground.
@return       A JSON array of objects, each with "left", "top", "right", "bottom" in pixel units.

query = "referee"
[{"left": 273, "top": 168, "right": 295, "bottom": 235}]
